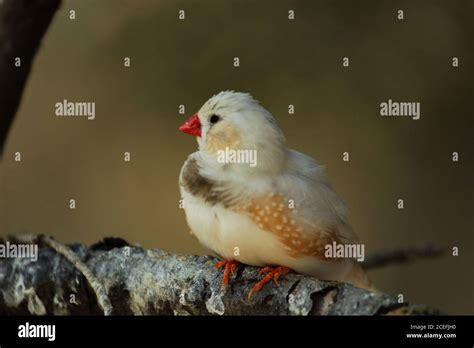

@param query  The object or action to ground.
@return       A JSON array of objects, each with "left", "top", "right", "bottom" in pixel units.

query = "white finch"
[{"left": 179, "top": 91, "right": 372, "bottom": 296}]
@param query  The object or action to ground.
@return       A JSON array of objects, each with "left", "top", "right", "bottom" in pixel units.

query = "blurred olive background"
[{"left": 1, "top": 0, "right": 472, "bottom": 314}]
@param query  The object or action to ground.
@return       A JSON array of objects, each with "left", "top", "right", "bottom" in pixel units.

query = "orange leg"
[
  {"left": 248, "top": 266, "right": 291, "bottom": 298},
  {"left": 214, "top": 259, "right": 240, "bottom": 290}
]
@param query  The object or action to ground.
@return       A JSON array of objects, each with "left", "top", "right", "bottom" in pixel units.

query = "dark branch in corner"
[
  {"left": 0, "top": 0, "right": 62, "bottom": 155},
  {"left": 362, "top": 244, "right": 445, "bottom": 270},
  {"left": 0, "top": 236, "right": 442, "bottom": 316}
]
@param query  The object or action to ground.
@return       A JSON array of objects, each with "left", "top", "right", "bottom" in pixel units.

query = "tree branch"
[
  {"left": 0, "top": 0, "right": 61, "bottom": 155},
  {"left": 362, "top": 244, "right": 445, "bottom": 270},
  {"left": 0, "top": 237, "right": 442, "bottom": 315}
]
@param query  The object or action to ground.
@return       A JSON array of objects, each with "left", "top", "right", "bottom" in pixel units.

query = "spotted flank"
[{"left": 234, "top": 193, "right": 341, "bottom": 259}]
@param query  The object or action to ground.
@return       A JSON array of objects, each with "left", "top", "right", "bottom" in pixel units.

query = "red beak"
[{"left": 179, "top": 113, "right": 201, "bottom": 137}]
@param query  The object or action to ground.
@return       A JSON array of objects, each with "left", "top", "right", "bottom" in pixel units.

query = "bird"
[{"left": 178, "top": 91, "right": 373, "bottom": 297}]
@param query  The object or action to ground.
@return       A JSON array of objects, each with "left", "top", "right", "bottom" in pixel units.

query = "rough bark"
[
  {"left": 0, "top": 238, "right": 441, "bottom": 316},
  {"left": 0, "top": 0, "right": 61, "bottom": 155}
]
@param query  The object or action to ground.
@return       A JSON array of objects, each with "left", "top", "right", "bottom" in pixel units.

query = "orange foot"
[
  {"left": 248, "top": 266, "right": 291, "bottom": 298},
  {"left": 215, "top": 259, "right": 240, "bottom": 290}
]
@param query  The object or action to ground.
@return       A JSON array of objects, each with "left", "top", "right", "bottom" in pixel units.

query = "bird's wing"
[
  {"left": 232, "top": 149, "right": 359, "bottom": 260},
  {"left": 285, "top": 149, "right": 349, "bottom": 219}
]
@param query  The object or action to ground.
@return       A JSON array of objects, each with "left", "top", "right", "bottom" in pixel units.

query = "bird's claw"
[
  {"left": 248, "top": 266, "right": 291, "bottom": 298},
  {"left": 215, "top": 259, "right": 239, "bottom": 290}
]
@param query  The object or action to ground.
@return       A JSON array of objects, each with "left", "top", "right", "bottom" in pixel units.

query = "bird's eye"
[{"left": 209, "top": 115, "right": 220, "bottom": 124}]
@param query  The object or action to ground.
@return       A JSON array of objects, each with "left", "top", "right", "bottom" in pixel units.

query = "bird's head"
[{"left": 179, "top": 91, "right": 287, "bottom": 176}]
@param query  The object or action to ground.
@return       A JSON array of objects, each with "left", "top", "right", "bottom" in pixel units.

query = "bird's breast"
[{"left": 180, "top": 185, "right": 288, "bottom": 266}]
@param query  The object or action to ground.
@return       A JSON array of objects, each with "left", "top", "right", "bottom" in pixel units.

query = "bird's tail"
[{"left": 345, "top": 261, "right": 378, "bottom": 292}]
